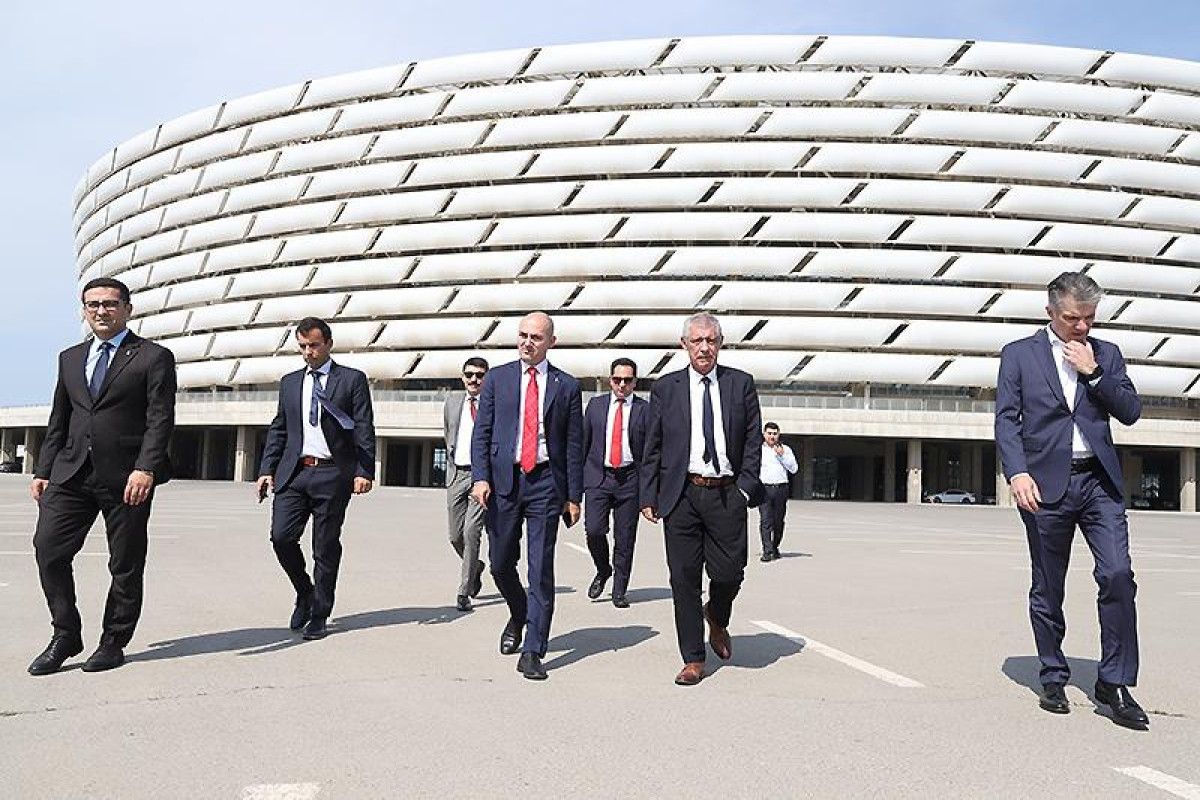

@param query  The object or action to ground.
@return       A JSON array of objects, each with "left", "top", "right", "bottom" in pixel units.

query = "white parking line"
[
  {"left": 0, "top": 533, "right": 178, "bottom": 539},
  {"left": 1113, "top": 766, "right": 1200, "bottom": 799},
  {"left": 241, "top": 785, "right": 320, "bottom": 800},
  {"left": 751, "top": 620, "right": 924, "bottom": 688},
  {"left": 563, "top": 542, "right": 590, "bottom": 556},
  {"left": 0, "top": 551, "right": 108, "bottom": 557},
  {"left": 900, "top": 549, "right": 1024, "bottom": 556}
]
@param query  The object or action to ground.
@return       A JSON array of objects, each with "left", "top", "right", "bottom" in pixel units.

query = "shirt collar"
[
  {"left": 92, "top": 328, "right": 129, "bottom": 353},
  {"left": 688, "top": 365, "right": 717, "bottom": 385},
  {"left": 611, "top": 391, "right": 634, "bottom": 403},
  {"left": 521, "top": 359, "right": 549, "bottom": 376},
  {"left": 308, "top": 359, "right": 333, "bottom": 377}
]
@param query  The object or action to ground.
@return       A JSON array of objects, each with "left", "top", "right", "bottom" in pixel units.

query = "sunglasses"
[
  {"left": 463, "top": 371, "right": 486, "bottom": 380},
  {"left": 611, "top": 376, "right": 635, "bottom": 384}
]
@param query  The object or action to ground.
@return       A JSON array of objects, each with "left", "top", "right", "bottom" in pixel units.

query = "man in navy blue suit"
[
  {"left": 257, "top": 318, "right": 376, "bottom": 641},
  {"left": 581, "top": 357, "right": 647, "bottom": 608},
  {"left": 996, "top": 272, "right": 1147, "bottom": 728},
  {"left": 471, "top": 312, "right": 583, "bottom": 681}
]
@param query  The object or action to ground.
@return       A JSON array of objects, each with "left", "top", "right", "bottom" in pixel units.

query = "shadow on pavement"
[
  {"left": 621, "top": 586, "right": 673, "bottom": 604},
  {"left": 542, "top": 625, "right": 658, "bottom": 672},
  {"left": 709, "top": 632, "right": 805, "bottom": 675},
  {"left": 1001, "top": 654, "right": 1099, "bottom": 697}
]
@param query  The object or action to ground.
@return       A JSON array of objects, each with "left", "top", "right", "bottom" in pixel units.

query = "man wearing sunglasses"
[
  {"left": 444, "top": 357, "right": 489, "bottom": 611},
  {"left": 29, "top": 278, "right": 176, "bottom": 675},
  {"left": 581, "top": 358, "right": 648, "bottom": 608}
]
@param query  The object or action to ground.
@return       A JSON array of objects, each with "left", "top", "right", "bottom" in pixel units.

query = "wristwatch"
[{"left": 1080, "top": 363, "right": 1104, "bottom": 381}]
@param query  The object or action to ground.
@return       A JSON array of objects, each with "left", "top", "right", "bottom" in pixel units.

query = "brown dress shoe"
[
  {"left": 704, "top": 602, "right": 732, "bottom": 660},
  {"left": 675, "top": 662, "right": 705, "bottom": 686}
]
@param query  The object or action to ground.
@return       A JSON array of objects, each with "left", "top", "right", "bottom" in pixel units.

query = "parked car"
[
  {"left": 0, "top": 460, "right": 22, "bottom": 473},
  {"left": 927, "top": 489, "right": 976, "bottom": 504}
]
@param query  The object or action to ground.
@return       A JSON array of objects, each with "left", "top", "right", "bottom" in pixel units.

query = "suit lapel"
[
  {"left": 544, "top": 364, "right": 561, "bottom": 427},
  {"left": 95, "top": 333, "right": 142, "bottom": 404},
  {"left": 716, "top": 365, "right": 734, "bottom": 442},
  {"left": 1033, "top": 330, "right": 1068, "bottom": 409}
]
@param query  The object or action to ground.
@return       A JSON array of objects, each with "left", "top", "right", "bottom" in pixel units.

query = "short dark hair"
[
  {"left": 463, "top": 356, "right": 489, "bottom": 372},
  {"left": 610, "top": 357, "right": 637, "bottom": 376},
  {"left": 81, "top": 277, "right": 131, "bottom": 304},
  {"left": 295, "top": 317, "right": 332, "bottom": 342},
  {"left": 764, "top": 422, "right": 780, "bottom": 432}
]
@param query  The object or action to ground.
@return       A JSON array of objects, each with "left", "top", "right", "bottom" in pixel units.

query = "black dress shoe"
[
  {"left": 81, "top": 644, "right": 125, "bottom": 673},
  {"left": 500, "top": 619, "right": 524, "bottom": 655},
  {"left": 28, "top": 636, "right": 84, "bottom": 676},
  {"left": 302, "top": 617, "right": 328, "bottom": 641},
  {"left": 1095, "top": 680, "right": 1149, "bottom": 728},
  {"left": 470, "top": 560, "right": 485, "bottom": 598},
  {"left": 612, "top": 593, "right": 630, "bottom": 609},
  {"left": 289, "top": 593, "right": 313, "bottom": 631},
  {"left": 1039, "top": 683, "right": 1070, "bottom": 714},
  {"left": 456, "top": 594, "right": 472, "bottom": 612},
  {"left": 587, "top": 570, "right": 611, "bottom": 600},
  {"left": 760, "top": 552, "right": 772, "bottom": 563},
  {"left": 517, "top": 652, "right": 548, "bottom": 680}
]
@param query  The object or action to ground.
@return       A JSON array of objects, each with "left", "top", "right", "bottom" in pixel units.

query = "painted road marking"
[
  {"left": 241, "top": 785, "right": 320, "bottom": 800},
  {"left": 1113, "top": 767, "right": 1200, "bottom": 799},
  {"left": 0, "top": 551, "right": 108, "bottom": 556},
  {"left": 751, "top": 620, "right": 924, "bottom": 688},
  {"left": 0, "top": 533, "right": 178, "bottom": 539},
  {"left": 563, "top": 542, "right": 590, "bottom": 556}
]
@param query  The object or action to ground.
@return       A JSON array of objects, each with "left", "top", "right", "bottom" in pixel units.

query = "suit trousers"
[
  {"left": 270, "top": 464, "right": 352, "bottom": 620},
  {"left": 1019, "top": 467, "right": 1139, "bottom": 686},
  {"left": 34, "top": 460, "right": 153, "bottom": 647},
  {"left": 664, "top": 482, "right": 748, "bottom": 663},
  {"left": 583, "top": 465, "right": 639, "bottom": 595},
  {"left": 758, "top": 483, "right": 789, "bottom": 555},
  {"left": 446, "top": 463, "right": 485, "bottom": 596},
  {"left": 487, "top": 463, "right": 560, "bottom": 657}
]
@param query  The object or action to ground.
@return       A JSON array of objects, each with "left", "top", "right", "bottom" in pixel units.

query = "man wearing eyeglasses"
[
  {"left": 444, "top": 357, "right": 489, "bottom": 612},
  {"left": 28, "top": 278, "right": 176, "bottom": 675},
  {"left": 581, "top": 358, "right": 647, "bottom": 608}
]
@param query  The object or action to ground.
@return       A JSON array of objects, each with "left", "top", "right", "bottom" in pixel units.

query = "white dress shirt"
[
  {"left": 687, "top": 366, "right": 732, "bottom": 477},
  {"left": 514, "top": 359, "right": 549, "bottom": 465},
  {"left": 454, "top": 394, "right": 478, "bottom": 467},
  {"left": 604, "top": 393, "right": 635, "bottom": 468},
  {"left": 85, "top": 328, "right": 129, "bottom": 385},
  {"left": 1046, "top": 326, "right": 1097, "bottom": 459},
  {"left": 760, "top": 443, "right": 798, "bottom": 485},
  {"left": 301, "top": 360, "right": 333, "bottom": 459}
]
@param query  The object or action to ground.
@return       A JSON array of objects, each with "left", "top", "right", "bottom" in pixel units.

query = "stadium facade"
[{"left": 2, "top": 35, "right": 1198, "bottom": 510}]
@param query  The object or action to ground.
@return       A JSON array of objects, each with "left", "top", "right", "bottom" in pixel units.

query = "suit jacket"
[
  {"left": 641, "top": 365, "right": 764, "bottom": 517},
  {"left": 582, "top": 393, "right": 647, "bottom": 494},
  {"left": 470, "top": 360, "right": 583, "bottom": 504},
  {"left": 995, "top": 329, "right": 1141, "bottom": 505},
  {"left": 259, "top": 361, "right": 376, "bottom": 492},
  {"left": 443, "top": 390, "right": 477, "bottom": 484},
  {"left": 37, "top": 332, "right": 176, "bottom": 491}
]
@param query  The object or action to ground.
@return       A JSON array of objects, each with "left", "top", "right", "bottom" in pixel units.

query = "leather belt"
[
  {"left": 687, "top": 473, "right": 735, "bottom": 488},
  {"left": 605, "top": 464, "right": 636, "bottom": 475},
  {"left": 300, "top": 456, "right": 336, "bottom": 467},
  {"left": 1070, "top": 456, "right": 1099, "bottom": 474}
]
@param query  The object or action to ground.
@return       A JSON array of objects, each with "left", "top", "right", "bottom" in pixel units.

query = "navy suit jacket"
[
  {"left": 471, "top": 360, "right": 584, "bottom": 504},
  {"left": 259, "top": 361, "right": 377, "bottom": 492},
  {"left": 641, "top": 365, "right": 764, "bottom": 518},
  {"left": 582, "top": 393, "right": 647, "bottom": 493},
  {"left": 995, "top": 329, "right": 1141, "bottom": 505}
]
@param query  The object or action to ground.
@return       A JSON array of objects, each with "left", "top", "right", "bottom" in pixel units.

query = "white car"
[{"left": 928, "top": 489, "right": 976, "bottom": 504}]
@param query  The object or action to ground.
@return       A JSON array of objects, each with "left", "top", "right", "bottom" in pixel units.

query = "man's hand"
[
  {"left": 352, "top": 477, "right": 373, "bottom": 494},
  {"left": 30, "top": 478, "right": 49, "bottom": 502},
  {"left": 773, "top": 444, "right": 785, "bottom": 456},
  {"left": 124, "top": 469, "right": 155, "bottom": 506},
  {"left": 640, "top": 506, "right": 659, "bottom": 523},
  {"left": 471, "top": 480, "right": 491, "bottom": 510},
  {"left": 1063, "top": 340, "right": 1098, "bottom": 376},
  {"left": 1011, "top": 473, "right": 1042, "bottom": 513},
  {"left": 564, "top": 501, "right": 580, "bottom": 527},
  {"left": 255, "top": 475, "right": 274, "bottom": 503}
]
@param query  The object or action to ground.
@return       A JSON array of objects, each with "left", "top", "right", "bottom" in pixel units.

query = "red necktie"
[
  {"left": 609, "top": 398, "right": 624, "bottom": 468},
  {"left": 520, "top": 366, "right": 539, "bottom": 473},
  {"left": 469, "top": 396, "right": 477, "bottom": 421}
]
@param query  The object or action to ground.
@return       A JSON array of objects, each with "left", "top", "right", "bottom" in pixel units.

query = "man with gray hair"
[
  {"left": 995, "top": 272, "right": 1147, "bottom": 728},
  {"left": 641, "top": 312, "right": 764, "bottom": 686}
]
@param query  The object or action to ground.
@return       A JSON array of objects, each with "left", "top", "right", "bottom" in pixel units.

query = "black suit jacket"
[
  {"left": 259, "top": 361, "right": 377, "bottom": 492},
  {"left": 582, "top": 393, "right": 647, "bottom": 493},
  {"left": 36, "top": 331, "right": 177, "bottom": 491},
  {"left": 641, "top": 365, "right": 764, "bottom": 517}
]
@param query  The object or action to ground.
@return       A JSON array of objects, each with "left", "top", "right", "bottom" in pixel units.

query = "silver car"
[{"left": 928, "top": 489, "right": 976, "bottom": 504}]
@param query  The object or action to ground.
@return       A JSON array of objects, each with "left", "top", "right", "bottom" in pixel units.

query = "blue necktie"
[
  {"left": 701, "top": 375, "right": 718, "bottom": 468},
  {"left": 89, "top": 342, "right": 113, "bottom": 399},
  {"left": 309, "top": 370, "right": 322, "bottom": 426},
  {"left": 310, "top": 370, "right": 355, "bottom": 430}
]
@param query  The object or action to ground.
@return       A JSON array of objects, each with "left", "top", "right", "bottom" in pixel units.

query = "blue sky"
[{"left": 2, "top": 0, "right": 1197, "bottom": 405}]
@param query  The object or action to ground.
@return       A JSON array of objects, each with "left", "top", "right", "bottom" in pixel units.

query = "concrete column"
[
  {"left": 233, "top": 426, "right": 253, "bottom": 482},
  {"left": 0, "top": 429, "right": 16, "bottom": 464},
  {"left": 1181, "top": 448, "right": 1197, "bottom": 513},
  {"left": 883, "top": 440, "right": 896, "bottom": 503},
  {"left": 970, "top": 443, "right": 984, "bottom": 498},
  {"left": 906, "top": 439, "right": 923, "bottom": 505},
  {"left": 199, "top": 429, "right": 213, "bottom": 480},
  {"left": 419, "top": 440, "right": 433, "bottom": 486},
  {"left": 860, "top": 454, "right": 876, "bottom": 502},
  {"left": 23, "top": 428, "right": 42, "bottom": 475},
  {"left": 375, "top": 437, "right": 388, "bottom": 487},
  {"left": 995, "top": 450, "right": 1013, "bottom": 508},
  {"left": 1122, "top": 451, "right": 1141, "bottom": 506},
  {"left": 799, "top": 438, "right": 814, "bottom": 501}
]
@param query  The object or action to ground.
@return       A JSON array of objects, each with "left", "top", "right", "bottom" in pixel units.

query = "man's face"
[
  {"left": 82, "top": 287, "right": 132, "bottom": 339},
  {"left": 461, "top": 365, "right": 487, "bottom": 396},
  {"left": 296, "top": 328, "right": 332, "bottom": 369},
  {"left": 1046, "top": 296, "right": 1097, "bottom": 343},
  {"left": 517, "top": 314, "right": 555, "bottom": 365},
  {"left": 764, "top": 428, "right": 780, "bottom": 446},
  {"left": 610, "top": 364, "right": 636, "bottom": 399},
  {"left": 682, "top": 323, "right": 721, "bottom": 375}
]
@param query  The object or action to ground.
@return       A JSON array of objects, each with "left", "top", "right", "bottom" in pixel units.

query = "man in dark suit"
[
  {"left": 581, "top": 357, "right": 647, "bottom": 608},
  {"left": 257, "top": 317, "right": 376, "bottom": 641},
  {"left": 996, "top": 272, "right": 1147, "bottom": 728},
  {"left": 29, "top": 277, "right": 176, "bottom": 675},
  {"left": 471, "top": 312, "right": 583, "bottom": 681},
  {"left": 444, "top": 356, "right": 489, "bottom": 612},
  {"left": 641, "top": 313, "right": 763, "bottom": 686}
]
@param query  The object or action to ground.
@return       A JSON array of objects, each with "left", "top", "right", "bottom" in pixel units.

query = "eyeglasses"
[
  {"left": 611, "top": 376, "right": 635, "bottom": 384},
  {"left": 83, "top": 300, "right": 124, "bottom": 311},
  {"left": 463, "top": 371, "right": 486, "bottom": 380}
]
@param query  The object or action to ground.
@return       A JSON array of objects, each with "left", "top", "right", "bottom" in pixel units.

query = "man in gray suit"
[{"left": 444, "top": 357, "right": 489, "bottom": 611}]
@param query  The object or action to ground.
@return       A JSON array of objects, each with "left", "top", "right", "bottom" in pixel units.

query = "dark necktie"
[
  {"left": 309, "top": 370, "right": 322, "bottom": 426},
  {"left": 89, "top": 341, "right": 113, "bottom": 399},
  {"left": 700, "top": 375, "right": 718, "bottom": 468}
]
